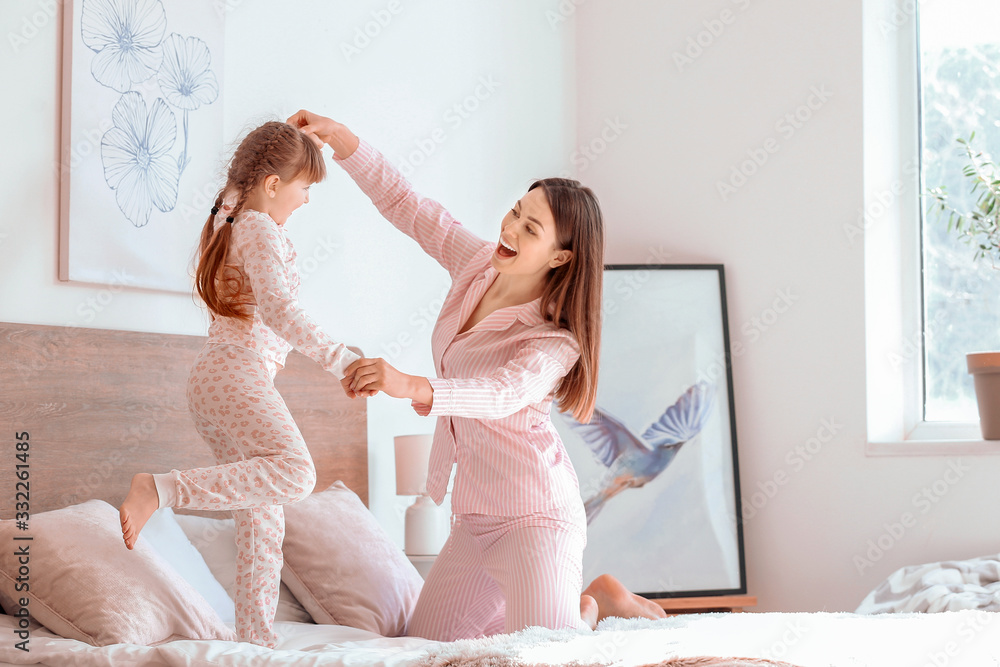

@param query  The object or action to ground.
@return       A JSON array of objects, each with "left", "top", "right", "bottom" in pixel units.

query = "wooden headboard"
[{"left": 0, "top": 322, "right": 367, "bottom": 519}]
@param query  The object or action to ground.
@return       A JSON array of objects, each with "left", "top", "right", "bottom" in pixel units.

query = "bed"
[{"left": 2, "top": 322, "right": 1000, "bottom": 667}]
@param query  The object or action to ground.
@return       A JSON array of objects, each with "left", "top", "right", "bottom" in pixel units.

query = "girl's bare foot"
[
  {"left": 580, "top": 594, "right": 599, "bottom": 630},
  {"left": 583, "top": 574, "right": 669, "bottom": 623},
  {"left": 119, "top": 473, "right": 158, "bottom": 550}
]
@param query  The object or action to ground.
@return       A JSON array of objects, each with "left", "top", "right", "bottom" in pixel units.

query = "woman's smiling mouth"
[{"left": 496, "top": 236, "right": 518, "bottom": 258}]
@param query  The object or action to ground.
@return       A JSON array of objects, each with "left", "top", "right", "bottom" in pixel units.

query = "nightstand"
[
  {"left": 651, "top": 595, "right": 757, "bottom": 614},
  {"left": 407, "top": 554, "right": 436, "bottom": 579}
]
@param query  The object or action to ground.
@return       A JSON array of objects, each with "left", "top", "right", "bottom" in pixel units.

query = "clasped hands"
[{"left": 341, "top": 358, "right": 434, "bottom": 413}]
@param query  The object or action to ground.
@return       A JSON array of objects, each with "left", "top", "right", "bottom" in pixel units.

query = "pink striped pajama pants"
[
  {"left": 154, "top": 344, "right": 316, "bottom": 647},
  {"left": 407, "top": 504, "right": 589, "bottom": 641}
]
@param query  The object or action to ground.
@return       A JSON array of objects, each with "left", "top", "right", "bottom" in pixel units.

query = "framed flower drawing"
[
  {"left": 552, "top": 265, "right": 746, "bottom": 599},
  {"left": 59, "top": 0, "right": 224, "bottom": 292}
]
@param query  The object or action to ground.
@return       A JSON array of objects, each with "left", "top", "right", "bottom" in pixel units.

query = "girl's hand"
[
  {"left": 340, "top": 374, "right": 377, "bottom": 399},
  {"left": 286, "top": 110, "right": 359, "bottom": 159},
  {"left": 345, "top": 357, "right": 414, "bottom": 399}
]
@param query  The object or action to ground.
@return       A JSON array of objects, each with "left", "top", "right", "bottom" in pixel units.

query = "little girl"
[
  {"left": 288, "top": 110, "right": 665, "bottom": 639},
  {"left": 119, "top": 121, "right": 360, "bottom": 647}
]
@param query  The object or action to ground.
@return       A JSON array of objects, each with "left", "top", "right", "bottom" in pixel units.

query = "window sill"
[{"left": 867, "top": 421, "right": 1000, "bottom": 456}]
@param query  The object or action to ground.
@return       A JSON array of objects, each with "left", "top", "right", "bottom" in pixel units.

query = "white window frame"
[{"left": 863, "top": 0, "right": 998, "bottom": 455}]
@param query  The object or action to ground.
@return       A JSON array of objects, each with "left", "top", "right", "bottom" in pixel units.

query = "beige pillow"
[
  {"left": 281, "top": 481, "right": 423, "bottom": 636},
  {"left": 0, "top": 500, "right": 236, "bottom": 646}
]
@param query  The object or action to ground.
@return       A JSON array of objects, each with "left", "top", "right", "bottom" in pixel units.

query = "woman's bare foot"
[
  {"left": 583, "top": 574, "right": 668, "bottom": 623},
  {"left": 580, "top": 594, "right": 599, "bottom": 630},
  {"left": 119, "top": 473, "right": 158, "bottom": 550}
]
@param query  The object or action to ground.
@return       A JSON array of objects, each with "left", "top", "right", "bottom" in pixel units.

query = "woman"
[{"left": 288, "top": 109, "right": 665, "bottom": 640}]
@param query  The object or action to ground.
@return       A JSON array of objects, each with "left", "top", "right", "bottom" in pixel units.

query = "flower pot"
[{"left": 967, "top": 352, "right": 1000, "bottom": 439}]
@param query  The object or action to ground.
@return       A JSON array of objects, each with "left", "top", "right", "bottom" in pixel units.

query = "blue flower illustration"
[
  {"left": 158, "top": 33, "right": 218, "bottom": 175},
  {"left": 158, "top": 33, "right": 218, "bottom": 111},
  {"left": 101, "top": 91, "right": 179, "bottom": 227},
  {"left": 81, "top": 0, "right": 167, "bottom": 93}
]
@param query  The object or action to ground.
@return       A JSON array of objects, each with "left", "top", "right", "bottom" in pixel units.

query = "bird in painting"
[{"left": 564, "top": 382, "right": 716, "bottom": 523}]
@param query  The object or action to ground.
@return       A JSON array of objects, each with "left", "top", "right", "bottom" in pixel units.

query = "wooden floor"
[{"left": 652, "top": 595, "right": 758, "bottom": 614}]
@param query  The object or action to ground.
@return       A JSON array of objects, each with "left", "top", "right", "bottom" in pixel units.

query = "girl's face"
[
  {"left": 266, "top": 175, "right": 312, "bottom": 224},
  {"left": 491, "top": 187, "right": 572, "bottom": 280}
]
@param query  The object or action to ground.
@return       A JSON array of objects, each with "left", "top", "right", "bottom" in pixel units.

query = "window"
[{"left": 919, "top": 0, "right": 1000, "bottom": 422}]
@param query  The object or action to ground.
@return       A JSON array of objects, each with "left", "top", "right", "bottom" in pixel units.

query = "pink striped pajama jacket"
[{"left": 337, "top": 140, "right": 589, "bottom": 640}]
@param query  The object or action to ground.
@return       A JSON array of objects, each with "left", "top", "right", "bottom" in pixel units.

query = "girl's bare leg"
[
  {"left": 119, "top": 473, "right": 159, "bottom": 550},
  {"left": 582, "top": 574, "right": 668, "bottom": 624}
]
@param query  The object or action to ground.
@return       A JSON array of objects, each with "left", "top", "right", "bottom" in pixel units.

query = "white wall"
[{"left": 4, "top": 0, "right": 999, "bottom": 614}]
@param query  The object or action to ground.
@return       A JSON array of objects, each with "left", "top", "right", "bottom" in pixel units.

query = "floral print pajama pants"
[{"left": 165, "top": 344, "right": 316, "bottom": 647}]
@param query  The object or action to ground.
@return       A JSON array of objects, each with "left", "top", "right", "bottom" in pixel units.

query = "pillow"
[
  {"left": 142, "top": 508, "right": 235, "bottom": 624},
  {"left": 281, "top": 481, "right": 424, "bottom": 636},
  {"left": 0, "top": 500, "right": 236, "bottom": 646},
  {"left": 173, "top": 512, "right": 313, "bottom": 624}
]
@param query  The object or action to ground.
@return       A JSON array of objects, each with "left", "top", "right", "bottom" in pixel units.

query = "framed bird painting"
[{"left": 553, "top": 264, "right": 746, "bottom": 598}]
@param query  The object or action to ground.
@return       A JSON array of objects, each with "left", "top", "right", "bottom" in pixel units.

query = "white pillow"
[
  {"left": 173, "top": 512, "right": 314, "bottom": 624},
  {"left": 142, "top": 508, "right": 235, "bottom": 624}
]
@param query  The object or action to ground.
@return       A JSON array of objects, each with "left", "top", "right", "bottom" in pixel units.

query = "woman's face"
[{"left": 491, "top": 187, "right": 572, "bottom": 280}]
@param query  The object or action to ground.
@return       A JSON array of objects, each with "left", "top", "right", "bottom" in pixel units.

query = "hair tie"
[
  {"left": 226, "top": 216, "right": 235, "bottom": 224},
  {"left": 211, "top": 206, "right": 219, "bottom": 215}
]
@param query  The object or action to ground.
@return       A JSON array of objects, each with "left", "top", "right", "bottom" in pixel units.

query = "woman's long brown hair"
[
  {"left": 530, "top": 178, "right": 605, "bottom": 423},
  {"left": 194, "top": 121, "right": 326, "bottom": 321}
]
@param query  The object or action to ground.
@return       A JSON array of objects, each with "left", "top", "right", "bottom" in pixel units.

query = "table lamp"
[{"left": 394, "top": 434, "right": 446, "bottom": 556}]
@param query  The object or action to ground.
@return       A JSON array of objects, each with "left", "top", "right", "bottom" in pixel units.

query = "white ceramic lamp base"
[{"left": 405, "top": 494, "right": 446, "bottom": 556}]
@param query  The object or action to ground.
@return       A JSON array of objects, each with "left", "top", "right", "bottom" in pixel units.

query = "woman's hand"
[
  {"left": 345, "top": 358, "right": 433, "bottom": 405},
  {"left": 286, "top": 110, "right": 360, "bottom": 159}
]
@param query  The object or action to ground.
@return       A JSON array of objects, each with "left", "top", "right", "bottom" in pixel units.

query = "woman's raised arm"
[{"left": 287, "top": 110, "right": 487, "bottom": 278}]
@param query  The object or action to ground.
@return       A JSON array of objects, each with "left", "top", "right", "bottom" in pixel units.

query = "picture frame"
[
  {"left": 59, "top": 0, "right": 225, "bottom": 292},
  {"left": 553, "top": 264, "right": 746, "bottom": 598}
]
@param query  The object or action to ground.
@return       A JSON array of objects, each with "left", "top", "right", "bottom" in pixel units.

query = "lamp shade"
[{"left": 394, "top": 434, "right": 433, "bottom": 496}]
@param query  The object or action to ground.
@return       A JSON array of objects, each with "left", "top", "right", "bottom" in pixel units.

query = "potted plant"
[{"left": 928, "top": 133, "right": 1000, "bottom": 439}]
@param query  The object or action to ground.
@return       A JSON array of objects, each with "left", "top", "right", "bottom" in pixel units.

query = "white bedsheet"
[
  {"left": 0, "top": 618, "right": 434, "bottom": 667},
  {"left": 2, "top": 610, "right": 1000, "bottom": 666}
]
